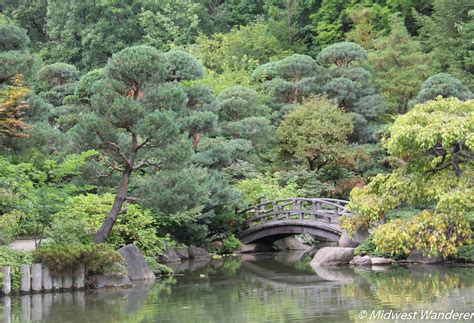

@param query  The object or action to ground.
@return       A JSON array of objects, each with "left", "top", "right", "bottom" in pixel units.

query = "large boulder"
[
  {"left": 349, "top": 255, "right": 372, "bottom": 266},
  {"left": 176, "top": 247, "right": 190, "bottom": 260},
  {"left": 407, "top": 249, "right": 444, "bottom": 264},
  {"left": 118, "top": 244, "right": 155, "bottom": 281},
  {"left": 210, "top": 241, "right": 223, "bottom": 250},
  {"left": 275, "top": 237, "right": 311, "bottom": 250},
  {"left": 310, "top": 247, "right": 354, "bottom": 267},
  {"left": 338, "top": 230, "right": 368, "bottom": 248},
  {"left": 158, "top": 247, "right": 181, "bottom": 263},
  {"left": 187, "top": 245, "right": 210, "bottom": 259}
]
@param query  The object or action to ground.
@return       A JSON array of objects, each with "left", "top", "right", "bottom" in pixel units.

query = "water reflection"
[{"left": 1, "top": 251, "right": 473, "bottom": 322}]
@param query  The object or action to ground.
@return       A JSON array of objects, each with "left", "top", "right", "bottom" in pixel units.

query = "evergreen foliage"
[
  {"left": 0, "top": 0, "right": 472, "bottom": 256},
  {"left": 410, "top": 73, "right": 473, "bottom": 105}
]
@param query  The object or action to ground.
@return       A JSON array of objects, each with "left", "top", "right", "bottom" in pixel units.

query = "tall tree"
[
  {"left": 252, "top": 54, "right": 328, "bottom": 117},
  {"left": 276, "top": 96, "right": 353, "bottom": 171},
  {"left": 0, "top": 74, "right": 30, "bottom": 138},
  {"left": 44, "top": 0, "right": 142, "bottom": 69},
  {"left": 415, "top": 0, "right": 473, "bottom": 89},
  {"left": 369, "top": 14, "right": 433, "bottom": 113},
  {"left": 139, "top": 0, "right": 204, "bottom": 51},
  {"left": 341, "top": 97, "right": 473, "bottom": 256},
  {"left": 410, "top": 73, "right": 473, "bottom": 105},
  {"left": 38, "top": 63, "right": 79, "bottom": 107},
  {"left": 217, "top": 85, "right": 274, "bottom": 153},
  {"left": 2, "top": 0, "right": 49, "bottom": 47},
  {"left": 345, "top": 7, "right": 380, "bottom": 49},
  {"left": 0, "top": 24, "right": 37, "bottom": 83},
  {"left": 317, "top": 41, "right": 386, "bottom": 142},
  {"left": 187, "top": 22, "right": 291, "bottom": 74},
  {"left": 0, "top": 24, "right": 36, "bottom": 139},
  {"left": 65, "top": 45, "right": 203, "bottom": 243}
]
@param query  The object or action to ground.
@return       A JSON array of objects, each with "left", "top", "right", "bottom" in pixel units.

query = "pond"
[{"left": 1, "top": 249, "right": 474, "bottom": 322}]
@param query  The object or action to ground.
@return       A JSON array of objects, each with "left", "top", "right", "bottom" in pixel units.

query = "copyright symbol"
[{"left": 359, "top": 310, "right": 368, "bottom": 319}]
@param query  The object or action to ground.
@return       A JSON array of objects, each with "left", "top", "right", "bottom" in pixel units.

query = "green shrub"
[
  {"left": 354, "top": 236, "right": 395, "bottom": 259},
  {"left": 372, "top": 211, "right": 471, "bottom": 258},
  {"left": 0, "top": 247, "right": 32, "bottom": 290},
  {"left": 33, "top": 243, "right": 124, "bottom": 275},
  {"left": 0, "top": 211, "right": 20, "bottom": 244},
  {"left": 220, "top": 234, "right": 241, "bottom": 254},
  {"left": 354, "top": 236, "right": 377, "bottom": 256},
  {"left": 234, "top": 175, "right": 300, "bottom": 206},
  {"left": 47, "top": 194, "right": 161, "bottom": 256},
  {"left": 455, "top": 245, "right": 474, "bottom": 263}
]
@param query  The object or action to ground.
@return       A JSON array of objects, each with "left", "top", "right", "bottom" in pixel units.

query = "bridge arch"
[{"left": 238, "top": 198, "right": 350, "bottom": 244}]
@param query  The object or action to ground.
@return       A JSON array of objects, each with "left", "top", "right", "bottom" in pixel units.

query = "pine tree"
[{"left": 370, "top": 14, "right": 433, "bottom": 113}]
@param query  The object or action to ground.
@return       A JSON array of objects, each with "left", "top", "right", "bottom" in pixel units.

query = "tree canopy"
[
  {"left": 276, "top": 96, "right": 353, "bottom": 171},
  {"left": 0, "top": 0, "right": 472, "bottom": 258}
]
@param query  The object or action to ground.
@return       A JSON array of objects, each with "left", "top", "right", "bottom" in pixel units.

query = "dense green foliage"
[
  {"left": 0, "top": 0, "right": 472, "bottom": 258},
  {"left": 33, "top": 243, "right": 124, "bottom": 275},
  {"left": 0, "top": 247, "right": 32, "bottom": 290},
  {"left": 342, "top": 98, "right": 473, "bottom": 257},
  {"left": 217, "top": 234, "right": 242, "bottom": 254},
  {"left": 277, "top": 97, "right": 353, "bottom": 171},
  {"left": 48, "top": 193, "right": 161, "bottom": 256}
]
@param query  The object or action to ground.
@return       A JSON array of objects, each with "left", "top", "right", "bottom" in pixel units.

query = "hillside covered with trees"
[{"left": 0, "top": 0, "right": 472, "bottom": 264}]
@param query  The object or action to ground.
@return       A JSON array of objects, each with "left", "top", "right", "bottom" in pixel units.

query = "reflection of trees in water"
[
  {"left": 221, "top": 257, "right": 243, "bottom": 277},
  {"left": 1, "top": 282, "right": 159, "bottom": 323},
  {"left": 343, "top": 266, "right": 474, "bottom": 309},
  {"left": 1, "top": 258, "right": 474, "bottom": 323},
  {"left": 291, "top": 254, "right": 314, "bottom": 273}
]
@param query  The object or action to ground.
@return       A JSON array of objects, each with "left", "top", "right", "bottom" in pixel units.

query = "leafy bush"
[
  {"left": 0, "top": 211, "right": 20, "bottom": 244},
  {"left": 234, "top": 175, "right": 300, "bottom": 206},
  {"left": 0, "top": 247, "right": 32, "bottom": 290},
  {"left": 354, "top": 236, "right": 377, "bottom": 256},
  {"left": 354, "top": 236, "right": 395, "bottom": 258},
  {"left": 372, "top": 211, "right": 471, "bottom": 258},
  {"left": 33, "top": 243, "right": 124, "bottom": 275},
  {"left": 0, "top": 152, "right": 96, "bottom": 238},
  {"left": 342, "top": 98, "right": 474, "bottom": 234},
  {"left": 220, "top": 234, "right": 241, "bottom": 254},
  {"left": 455, "top": 245, "right": 474, "bottom": 263},
  {"left": 47, "top": 193, "right": 161, "bottom": 256}
]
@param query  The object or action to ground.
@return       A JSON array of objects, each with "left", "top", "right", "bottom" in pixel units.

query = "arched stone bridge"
[{"left": 238, "top": 198, "right": 350, "bottom": 244}]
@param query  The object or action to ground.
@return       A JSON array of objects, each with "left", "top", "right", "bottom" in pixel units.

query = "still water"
[{"left": 1, "top": 250, "right": 474, "bottom": 322}]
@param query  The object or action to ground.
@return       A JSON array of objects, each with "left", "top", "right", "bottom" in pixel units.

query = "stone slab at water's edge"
[
  {"left": 158, "top": 247, "right": 181, "bottom": 263},
  {"left": 370, "top": 257, "right": 394, "bottom": 265},
  {"left": 118, "top": 244, "right": 156, "bottom": 281},
  {"left": 349, "top": 255, "right": 372, "bottom": 266},
  {"left": 176, "top": 247, "right": 190, "bottom": 260},
  {"left": 187, "top": 245, "right": 210, "bottom": 259},
  {"left": 338, "top": 230, "right": 368, "bottom": 248}
]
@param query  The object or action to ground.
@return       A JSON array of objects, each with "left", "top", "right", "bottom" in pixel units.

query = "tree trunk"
[
  {"left": 192, "top": 132, "right": 203, "bottom": 150},
  {"left": 93, "top": 169, "right": 131, "bottom": 243},
  {"left": 307, "top": 158, "right": 316, "bottom": 171}
]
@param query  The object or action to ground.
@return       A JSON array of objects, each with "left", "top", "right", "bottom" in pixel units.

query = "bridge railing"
[{"left": 238, "top": 198, "right": 351, "bottom": 227}]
